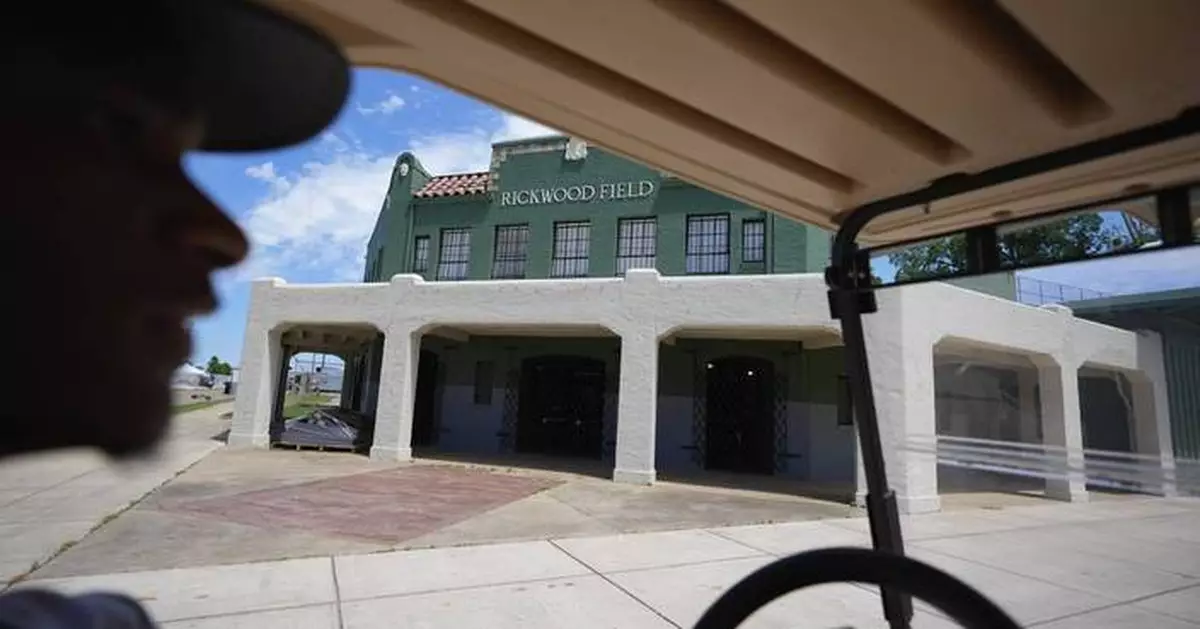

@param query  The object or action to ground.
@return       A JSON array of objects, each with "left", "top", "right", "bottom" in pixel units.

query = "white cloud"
[
  {"left": 235, "top": 113, "right": 558, "bottom": 283},
  {"left": 409, "top": 113, "right": 558, "bottom": 174},
  {"left": 1020, "top": 246, "right": 1200, "bottom": 296},
  {"left": 493, "top": 114, "right": 559, "bottom": 143},
  {"left": 244, "top": 162, "right": 277, "bottom": 181},
  {"left": 356, "top": 92, "right": 406, "bottom": 116},
  {"left": 237, "top": 148, "right": 393, "bottom": 282}
]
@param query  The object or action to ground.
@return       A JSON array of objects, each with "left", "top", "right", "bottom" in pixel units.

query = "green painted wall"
[
  {"left": 366, "top": 139, "right": 832, "bottom": 281},
  {"left": 799, "top": 348, "right": 844, "bottom": 405}
]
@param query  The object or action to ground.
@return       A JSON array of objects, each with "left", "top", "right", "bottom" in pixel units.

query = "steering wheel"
[{"left": 694, "top": 547, "right": 1022, "bottom": 629}]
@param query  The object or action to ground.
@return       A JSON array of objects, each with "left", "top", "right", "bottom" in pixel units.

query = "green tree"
[
  {"left": 887, "top": 212, "right": 1155, "bottom": 282},
  {"left": 206, "top": 355, "right": 233, "bottom": 376}
]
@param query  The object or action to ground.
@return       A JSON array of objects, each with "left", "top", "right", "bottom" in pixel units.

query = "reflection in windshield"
[
  {"left": 870, "top": 190, "right": 1197, "bottom": 286},
  {"left": 996, "top": 195, "right": 1160, "bottom": 268}
]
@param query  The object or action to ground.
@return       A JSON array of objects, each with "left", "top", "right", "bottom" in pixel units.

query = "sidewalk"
[
  {"left": 16, "top": 497, "right": 1200, "bottom": 628},
  {"left": 0, "top": 403, "right": 230, "bottom": 584}
]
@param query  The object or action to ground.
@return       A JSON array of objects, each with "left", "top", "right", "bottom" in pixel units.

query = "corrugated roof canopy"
[{"left": 272, "top": 0, "right": 1200, "bottom": 244}]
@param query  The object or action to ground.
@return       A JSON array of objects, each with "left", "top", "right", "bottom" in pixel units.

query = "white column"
[
  {"left": 1017, "top": 369, "right": 1040, "bottom": 444},
  {"left": 613, "top": 325, "right": 659, "bottom": 485},
  {"left": 229, "top": 278, "right": 286, "bottom": 448},
  {"left": 369, "top": 325, "right": 420, "bottom": 462},
  {"left": 862, "top": 290, "right": 940, "bottom": 514},
  {"left": 1036, "top": 356, "right": 1088, "bottom": 502},
  {"left": 1131, "top": 331, "right": 1178, "bottom": 497}
]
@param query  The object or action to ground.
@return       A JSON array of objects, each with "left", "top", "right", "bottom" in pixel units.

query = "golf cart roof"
[{"left": 273, "top": 0, "right": 1200, "bottom": 244}]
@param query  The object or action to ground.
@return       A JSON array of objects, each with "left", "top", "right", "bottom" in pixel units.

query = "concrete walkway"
[
  {"left": 15, "top": 497, "right": 1200, "bottom": 628},
  {"left": 32, "top": 448, "right": 860, "bottom": 579},
  {"left": 0, "top": 403, "right": 231, "bottom": 584}
]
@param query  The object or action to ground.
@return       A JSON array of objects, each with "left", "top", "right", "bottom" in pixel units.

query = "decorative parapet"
[{"left": 489, "top": 134, "right": 570, "bottom": 191}]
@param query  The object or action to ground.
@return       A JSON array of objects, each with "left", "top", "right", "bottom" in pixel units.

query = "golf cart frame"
[{"left": 798, "top": 107, "right": 1200, "bottom": 629}]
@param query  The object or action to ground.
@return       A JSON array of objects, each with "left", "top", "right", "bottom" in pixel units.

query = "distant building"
[{"left": 288, "top": 368, "right": 344, "bottom": 394}]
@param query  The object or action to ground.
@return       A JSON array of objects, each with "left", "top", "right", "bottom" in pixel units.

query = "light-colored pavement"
[
  {"left": 16, "top": 496, "right": 1200, "bottom": 628},
  {"left": 31, "top": 449, "right": 857, "bottom": 579},
  {"left": 0, "top": 403, "right": 231, "bottom": 585}
]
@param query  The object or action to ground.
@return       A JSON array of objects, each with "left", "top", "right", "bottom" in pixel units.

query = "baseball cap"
[{"left": 8, "top": 0, "right": 351, "bottom": 153}]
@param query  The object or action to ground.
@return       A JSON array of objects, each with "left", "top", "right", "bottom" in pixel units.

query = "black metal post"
[
  {"left": 270, "top": 344, "right": 293, "bottom": 442},
  {"left": 826, "top": 249, "right": 912, "bottom": 629}
]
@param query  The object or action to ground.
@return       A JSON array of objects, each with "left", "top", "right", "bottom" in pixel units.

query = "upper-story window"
[
  {"left": 742, "top": 219, "right": 765, "bottom": 263},
  {"left": 686, "top": 214, "right": 730, "bottom": 274},
  {"left": 491, "top": 224, "right": 530, "bottom": 279},
  {"left": 412, "top": 236, "right": 430, "bottom": 273},
  {"left": 551, "top": 221, "right": 591, "bottom": 277},
  {"left": 436, "top": 228, "right": 471, "bottom": 281},
  {"left": 616, "top": 217, "right": 657, "bottom": 275}
]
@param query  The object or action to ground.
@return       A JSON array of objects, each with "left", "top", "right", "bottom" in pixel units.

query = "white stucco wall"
[{"left": 230, "top": 270, "right": 1173, "bottom": 513}]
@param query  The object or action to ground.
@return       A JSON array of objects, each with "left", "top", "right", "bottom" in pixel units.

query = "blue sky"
[
  {"left": 185, "top": 69, "right": 556, "bottom": 366},
  {"left": 185, "top": 69, "right": 1199, "bottom": 368}
]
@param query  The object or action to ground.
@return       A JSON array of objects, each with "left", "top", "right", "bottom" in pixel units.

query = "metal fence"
[{"left": 1015, "top": 275, "right": 1110, "bottom": 306}]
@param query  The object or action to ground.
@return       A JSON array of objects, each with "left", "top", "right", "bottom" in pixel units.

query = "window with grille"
[
  {"left": 436, "top": 228, "right": 471, "bottom": 281},
  {"left": 551, "top": 221, "right": 591, "bottom": 277},
  {"left": 491, "top": 224, "right": 530, "bottom": 279},
  {"left": 685, "top": 214, "right": 730, "bottom": 274},
  {"left": 412, "top": 236, "right": 430, "bottom": 273},
  {"left": 743, "top": 219, "right": 765, "bottom": 263},
  {"left": 616, "top": 217, "right": 656, "bottom": 275}
]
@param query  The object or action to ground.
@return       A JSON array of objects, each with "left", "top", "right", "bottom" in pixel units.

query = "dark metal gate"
[
  {"left": 516, "top": 355, "right": 606, "bottom": 458},
  {"left": 704, "top": 356, "right": 776, "bottom": 474}
]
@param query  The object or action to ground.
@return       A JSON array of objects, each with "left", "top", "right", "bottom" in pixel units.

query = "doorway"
[
  {"left": 412, "top": 350, "right": 440, "bottom": 447},
  {"left": 1080, "top": 375, "right": 1133, "bottom": 453},
  {"left": 517, "top": 355, "right": 606, "bottom": 458},
  {"left": 705, "top": 356, "right": 776, "bottom": 474}
]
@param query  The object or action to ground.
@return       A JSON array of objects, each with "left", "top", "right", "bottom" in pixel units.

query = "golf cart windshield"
[{"left": 265, "top": 2, "right": 1198, "bottom": 627}]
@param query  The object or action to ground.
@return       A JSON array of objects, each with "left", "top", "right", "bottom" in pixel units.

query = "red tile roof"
[{"left": 413, "top": 172, "right": 490, "bottom": 198}]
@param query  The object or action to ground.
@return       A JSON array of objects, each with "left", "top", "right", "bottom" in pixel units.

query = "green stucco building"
[
  {"left": 354, "top": 136, "right": 855, "bottom": 478},
  {"left": 345, "top": 135, "right": 1016, "bottom": 481}
]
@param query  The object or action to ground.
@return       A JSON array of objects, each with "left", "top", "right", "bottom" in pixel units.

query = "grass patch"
[{"left": 282, "top": 393, "right": 333, "bottom": 419}]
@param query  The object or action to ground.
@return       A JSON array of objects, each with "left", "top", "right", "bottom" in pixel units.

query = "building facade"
[
  {"left": 364, "top": 136, "right": 837, "bottom": 283},
  {"left": 359, "top": 136, "right": 865, "bottom": 483},
  {"left": 229, "top": 136, "right": 1178, "bottom": 513}
]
